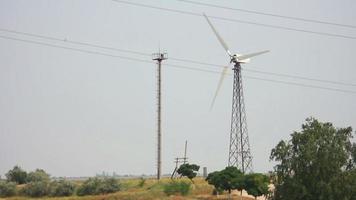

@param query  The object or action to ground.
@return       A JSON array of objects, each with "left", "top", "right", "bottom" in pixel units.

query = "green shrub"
[
  {"left": 49, "top": 179, "right": 76, "bottom": 197},
  {"left": 0, "top": 181, "right": 16, "bottom": 197},
  {"left": 98, "top": 178, "right": 120, "bottom": 194},
  {"left": 77, "top": 177, "right": 101, "bottom": 196},
  {"left": 27, "top": 169, "right": 50, "bottom": 182},
  {"left": 163, "top": 181, "right": 191, "bottom": 196},
  {"left": 21, "top": 180, "right": 49, "bottom": 197},
  {"left": 5, "top": 166, "right": 27, "bottom": 184},
  {"left": 137, "top": 177, "right": 146, "bottom": 187},
  {"left": 77, "top": 177, "right": 120, "bottom": 196}
]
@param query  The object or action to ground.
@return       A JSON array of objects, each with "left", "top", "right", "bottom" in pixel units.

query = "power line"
[
  {"left": 0, "top": 28, "right": 150, "bottom": 57},
  {"left": 0, "top": 28, "right": 226, "bottom": 71},
  {"left": 0, "top": 28, "right": 220, "bottom": 64},
  {"left": 242, "top": 68, "right": 356, "bottom": 87},
  {"left": 244, "top": 76, "right": 356, "bottom": 94},
  {"left": 0, "top": 34, "right": 226, "bottom": 75},
  {"left": 0, "top": 35, "right": 153, "bottom": 63},
  {"left": 0, "top": 27, "right": 218, "bottom": 66},
  {"left": 1, "top": 28, "right": 356, "bottom": 87},
  {"left": 1, "top": 34, "right": 356, "bottom": 95},
  {"left": 111, "top": 0, "right": 356, "bottom": 40},
  {"left": 178, "top": 0, "right": 356, "bottom": 29}
]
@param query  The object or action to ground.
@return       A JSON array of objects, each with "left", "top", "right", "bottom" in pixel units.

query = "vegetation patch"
[
  {"left": 5, "top": 166, "right": 27, "bottom": 184},
  {"left": 0, "top": 181, "right": 16, "bottom": 197},
  {"left": 163, "top": 181, "right": 191, "bottom": 196},
  {"left": 20, "top": 180, "right": 49, "bottom": 197},
  {"left": 177, "top": 163, "right": 200, "bottom": 182},
  {"left": 137, "top": 177, "right": 146, "bottom": 188},
  {"left": 270, "top": 118, "right": 356, "bottom": 200},
  {"left": 77, "top": 177, "right": 120, "bottom": 196},
  {"left": 49, "top": 179, "right": 76, "bottom": 197}
]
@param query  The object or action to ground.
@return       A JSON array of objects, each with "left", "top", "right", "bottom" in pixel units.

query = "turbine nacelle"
[{"left": 231, "top": 54, "right": 250, "bottom": 64}]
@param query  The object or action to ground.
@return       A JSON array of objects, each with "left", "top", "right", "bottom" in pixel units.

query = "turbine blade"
[
  {"left": 236, "top": 50, "right": 269, "bottom": 60},
  {"left": 203, "top": 13, "right": 232, "bottom": 57},
  {"left": 210, "top": 66, "right": 229, "bottom": 110}
]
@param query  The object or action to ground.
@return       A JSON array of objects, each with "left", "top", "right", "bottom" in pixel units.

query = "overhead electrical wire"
[
  {"left": 0, "top": 28, "right": 149, "bottom": 57},
  {"left": 1, "top": 28, "right": 355, "bottom": 88},
  {"left": 243, "top": 68, "right": 356, "bottom": 87},
  {"left": 0, "top": 35, "right": 153, "bottom": 63},
  {"left": 0, "top": 34, "right": 224, "bottom": 74},
  {"left": 111, "top": 0, "right": 356, "bottom": 40},
  {"left": 178, "top": 0, "right": 356, "bottom": 29},
  {"left": 1, "top": 34, "right": 356, "bottom": 95}
]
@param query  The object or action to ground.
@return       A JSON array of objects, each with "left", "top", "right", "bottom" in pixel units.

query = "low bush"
[
  {"left": 137, "top": 177, "right": 146, "bottom": 187},
  {"left": 77, "top": 177, "right": 120, "bottom": 196},
  {"left": 27, "top": 169, "right": 50, "bottom": 182},
  {"left": 20, "top": 180, "right": 49, "bottom": 197},
  {"left": 98, "top": 177, "right": 120, "bottom": 194},
  {"left": 49, "top": 179, "right": 76, "bottom": 197},
  {"left": 77, "top": 178, "right": 101, "bottom": 196},
  {"left": 0, "top": 181, "right": 16, "bottom": 197},
  {"left": 163, "top": 181, "right": 191, "bottom": 196}
]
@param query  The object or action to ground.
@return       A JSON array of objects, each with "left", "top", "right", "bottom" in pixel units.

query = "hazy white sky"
[{"left": 1, "top": 0, "right": 356, "bottom": 177}]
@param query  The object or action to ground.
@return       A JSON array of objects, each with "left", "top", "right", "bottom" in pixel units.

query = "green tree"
[
  {"left": 206, "top": 166, "right": 244, "bottom": 199},
  {"left": 232, "top": 172, "right": 246, "bottom": 200},
  {"left": 177, "top": 163, "right": 200, "bottom": 182},
  {"left": 270, "top": 118, "right": 356, "bottom": 200},
  {"left": 5, "top": 166, "right": 27, "bottom": 184},
  {"left": 206, "top": 171, "right": 222, "bottom": 196},
  {"left": 244, "top": 173, "right": 269, "bottom": 200},
  {"left": 332, "top": 168, "right": 356, "bottom": 200}
]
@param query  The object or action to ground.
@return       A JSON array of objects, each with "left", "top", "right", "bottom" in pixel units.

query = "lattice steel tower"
[{"left": 228, "top": 62, "right": 252, "bottom": 173}]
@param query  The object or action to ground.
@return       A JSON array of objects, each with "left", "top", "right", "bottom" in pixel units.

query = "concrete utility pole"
[{"left": 152, "top": 52, "right": 167, "bottom": 180}]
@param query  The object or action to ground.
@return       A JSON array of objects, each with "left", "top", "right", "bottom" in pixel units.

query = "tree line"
[{"left": 0, "top": 167, "right": 120, "bottom": 197}]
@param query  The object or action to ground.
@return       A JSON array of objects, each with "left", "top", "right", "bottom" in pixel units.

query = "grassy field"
[{"left": 1, "top": 177, "right": 256, "bottom": 200}]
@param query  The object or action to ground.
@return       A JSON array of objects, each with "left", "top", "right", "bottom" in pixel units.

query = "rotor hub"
[{"left": 230, "top": 54, "right": 240, "bottom": 64}]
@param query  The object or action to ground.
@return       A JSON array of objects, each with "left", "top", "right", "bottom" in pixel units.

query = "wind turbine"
[{"left": 203, "top": 13, "right": 269, "bottom": 173}]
